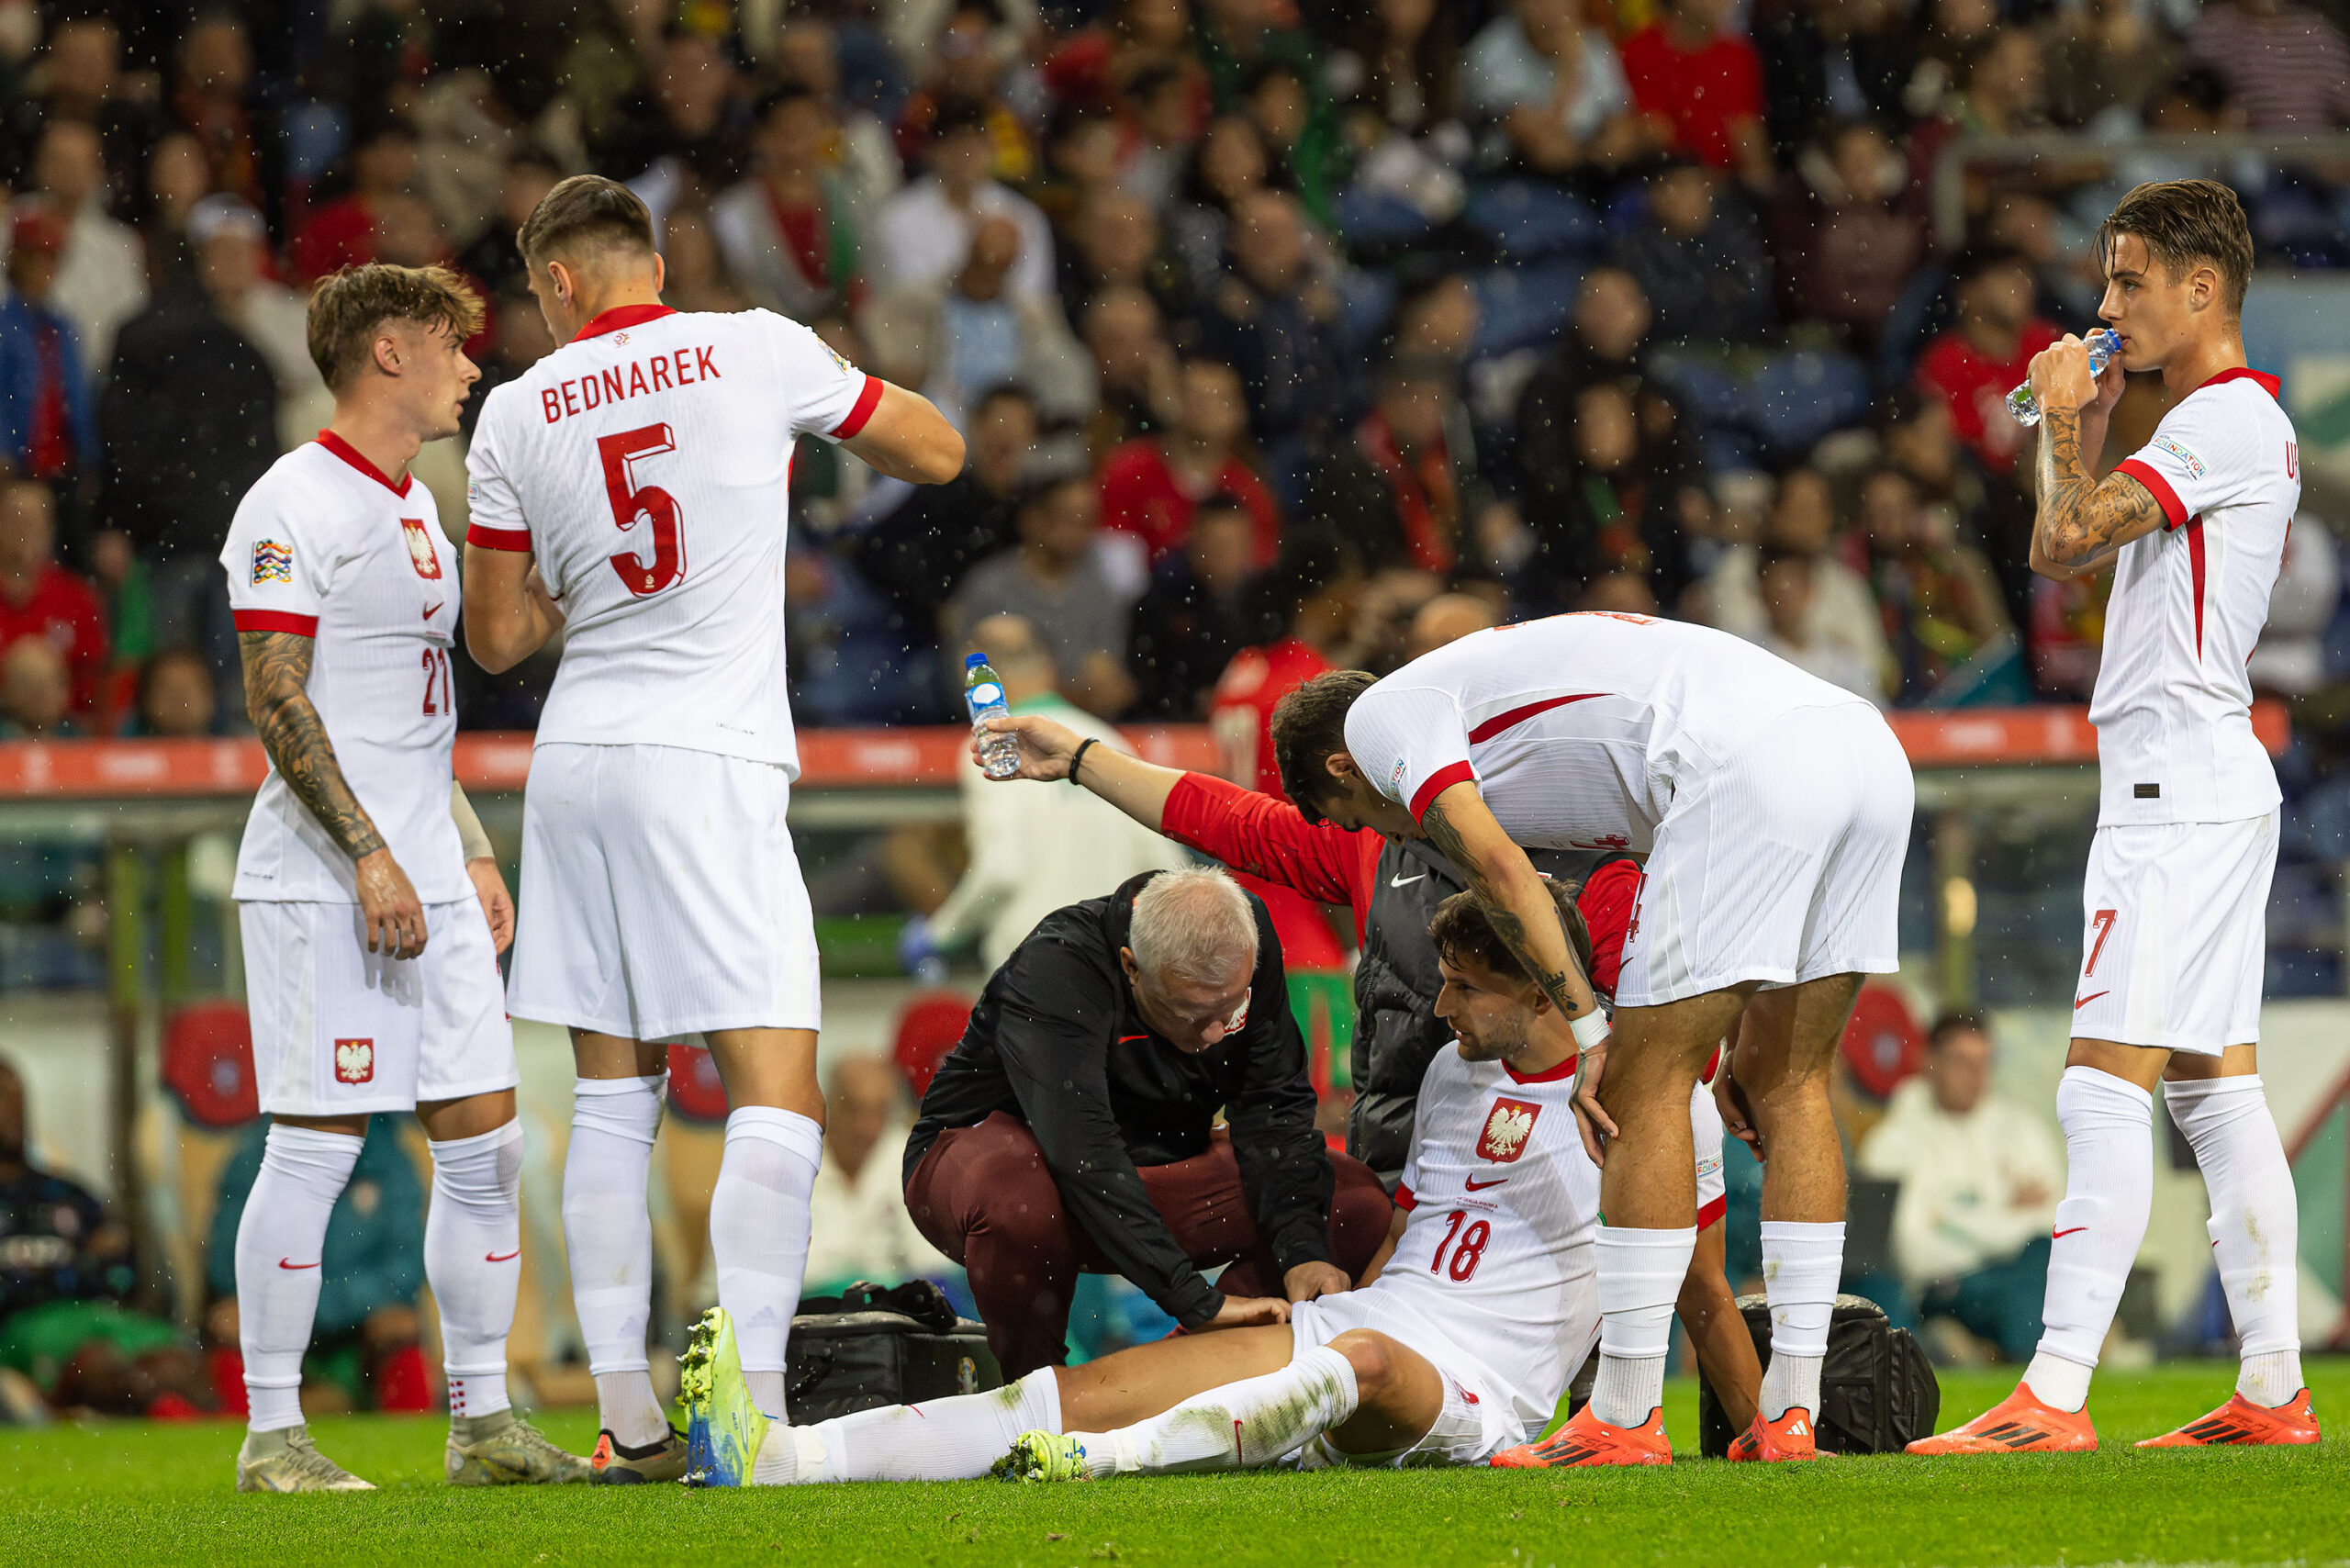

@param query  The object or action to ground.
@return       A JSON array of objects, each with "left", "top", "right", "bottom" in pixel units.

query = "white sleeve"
[
  {"left": 2113, "top": 390, "right": 2255, "bottom": 531},
  {"left": 760, "top": 309, "right": 879, "bottom": 442},
  {"left": 221, "top": 476, "right": 330, "bottom": 635},
  {"left": 463, "top": 394, "right": 532, "bottom": 554},
  {"left": 1343, "top": 681, "right": 1475, "bottom": 823}
]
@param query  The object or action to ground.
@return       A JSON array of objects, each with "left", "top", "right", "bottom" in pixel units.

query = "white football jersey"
[
  {"left": 2098, "top": 369, "right": 2298, "bottom": 826},
  {"left": 1367, "top": 1047, "right": 1596, "bottom": 1436},
  {"left": 220, "top": 432, "right": 467, "bottom": 904},
  {"left": 1344, "top": 613, "right": 1867, "bottom": 850},
  {"left": 464, "top": 304, "right": 875, "bottom": 771}
]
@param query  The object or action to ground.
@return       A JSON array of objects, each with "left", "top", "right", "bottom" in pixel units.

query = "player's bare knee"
[{"left": 1328, "top": 1330, "right": 1399, "bottom": 1397}]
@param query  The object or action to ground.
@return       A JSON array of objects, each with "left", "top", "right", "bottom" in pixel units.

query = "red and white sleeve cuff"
[
  {"left": 2113, "top": 458, "right": 2188, "bottom": 530},
  {"left": 232, "top": 610, "right": 319, "bottom": 636},
  {"left": 464, "top": 522, "right": 533, "bottom": 553},
  {"left": 1408, "top": 761, "right": 1476, "bottom": 822},
  {"left": 1393, "top": 1183, "right": 1417, "bottom": 1212},
  {"left": 829, "top": 375, "right": 884, "bottom": 440}
]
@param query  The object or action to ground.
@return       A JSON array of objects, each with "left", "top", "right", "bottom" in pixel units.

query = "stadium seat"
[
  {"left": 892, "top": 990, "right": 975, "bottom": 1100},
  {"left": 1840, "top": 985, "right": 1925, "bottom": 1103},
  {"left": 153, "top": 1001, "right": 261, "bottom": 1324}
]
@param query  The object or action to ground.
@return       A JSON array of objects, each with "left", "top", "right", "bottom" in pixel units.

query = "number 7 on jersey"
[{"left": 600, "top": 424, "right": 685, "bottom": 597}]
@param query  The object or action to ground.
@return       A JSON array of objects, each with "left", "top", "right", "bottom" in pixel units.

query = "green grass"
[{"left": 4, "top": 1363, "right": 2347, "bottom": 1565}]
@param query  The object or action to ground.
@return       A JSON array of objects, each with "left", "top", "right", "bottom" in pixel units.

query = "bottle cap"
[{"left": 965, "top": 651, "right": 988, "bottom": 668}]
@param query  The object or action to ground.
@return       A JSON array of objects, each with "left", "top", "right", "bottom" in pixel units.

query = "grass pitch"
[{"left": 4, "top": 1361, "right": 2346, "bottom": 1566}]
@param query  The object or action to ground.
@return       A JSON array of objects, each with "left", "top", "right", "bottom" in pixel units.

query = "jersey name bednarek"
[
  {"left": 1344, "top": 613, "right": 1864, "bottom": 851},
  {"left": 1372, "top": 1048, "right": 1595, "bottom": 1436},
  {"left": 220, "top": 432, "right": 467, "bottom": 904},
  {"left": 2098, "top": 368, "right": 2299, "bottom": 826},
  {"left": 463, "top": 304, "right": 877, "bottom": 773}
]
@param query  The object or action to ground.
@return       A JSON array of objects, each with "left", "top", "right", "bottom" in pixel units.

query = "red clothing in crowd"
[
  {"left": 1159, "top": 769, "right": 1641, "bottom": 994},
  {"left": 291, "top": 196, "right": 376, "bottom": 285},
  {"left": 1914, "top": 319, "right": 2063, "bottom": 471},
  {"left": 1098, "top": 438, "right": 1281, "bottom": 565},
  {"left": 0, "top": 565, "right": 107, "bottom": 714},
  {"left": 1210, "top": 635, "right": 1347, "bottom": 969},
  {"left": 1618, "top": 25, "right": 1766, "bottom": 170}
]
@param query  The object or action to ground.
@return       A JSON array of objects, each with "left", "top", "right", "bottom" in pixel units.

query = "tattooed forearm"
[
  {"left": 1421, "top": 799, "right": 1589, "bottom": 1017},
  {"left": 2032, "top": 405, "right": 2166, "bottom": 577},
  {"left": 238, "top": 630, "right": 386, "bottom": 862}
]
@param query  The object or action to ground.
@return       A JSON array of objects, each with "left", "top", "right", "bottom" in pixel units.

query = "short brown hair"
[
  {"left": 1270, "top": 669, "right": 1377, "bottom": 821},
  {"left": 2097, "top": 179, "right": 2255, "bottom": 317},
  {"left": 1428, "top": 884, "right": 1595, "bottom": 991},
  {"left": 306, "top": 263, "right": 485, "bottom": 391},
  {"left": 517, "top": 174, "right": 656, "bottom": 266}
]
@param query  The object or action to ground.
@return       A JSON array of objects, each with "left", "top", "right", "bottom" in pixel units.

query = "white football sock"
[
  {"left": 2164, "top": 1076, "right": 2304, "bottom": 1407},
  {"left": 755, "top": 1366, "right": 1065, "bottom": 1484},
  {"left": 1073, "top": 1345, "right": 1360, "bottom": 1477},
  {"left": 235, "top": 1124, "right": 364, "bottom": 1433},
  {"left": 563, "top": 1073, "right": 666, "bottom": 1445},
  {"left": 427, "top": 1119, "right": 524, "bottom": 1420},
  {"left": 1592, "top": 1224, "right": 1695, "bottom": 1428},
  {"left": 1759, "top": 1219, "right": 1844, "bottom": 1422},
  {"left": 2029, "top": 1066, "right": 2155, "bottom": 1412},
  {"left": 711, "top": 1106, "right": 822, "bottom": 1418}
]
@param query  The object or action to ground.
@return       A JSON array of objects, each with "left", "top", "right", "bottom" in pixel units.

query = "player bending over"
[
  {"left": 1914, "top": 181, "right": 2317, "bottom": 1454},
  {"left": 460, "top": 176, "right": 964, "bottom": 1482},
  {"left": 220, "top": 263, "right": 584, "bottom": 1491},
  {"left": 681, "top": 884, "right": 1680, "bottom": 1484}
]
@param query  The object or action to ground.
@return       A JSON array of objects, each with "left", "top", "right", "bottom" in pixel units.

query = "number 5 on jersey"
[{"left": 600, "top": 424, "right": 684, "bottom": 597}]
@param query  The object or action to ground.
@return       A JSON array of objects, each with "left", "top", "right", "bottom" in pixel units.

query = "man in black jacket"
[{"left": 904, "top": 866, "right": 1391, "bottom": 1377}]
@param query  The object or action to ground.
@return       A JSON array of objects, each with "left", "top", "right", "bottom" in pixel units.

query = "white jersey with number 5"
[
  {"left": 2098, "top": 367, "right": 2299, "bottom": 827},
  {"left": 463, "top": 303, "right": 878, "bottom": 772}
]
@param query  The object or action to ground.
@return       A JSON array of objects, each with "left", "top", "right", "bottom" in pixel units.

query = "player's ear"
[
  {"left": 372, "top": 326, "right": 402, "bottom": 378},
  {"left": 652, "top": 251, "right": 666, "bottom": 295},
  {"left": 1323, "top": 750, "right": 1358, "bottom": 784}
]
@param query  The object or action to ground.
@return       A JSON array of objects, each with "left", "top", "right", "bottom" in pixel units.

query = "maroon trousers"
[{"left": 905, "top": 1112, "right": 1393, "bottom": 1378}]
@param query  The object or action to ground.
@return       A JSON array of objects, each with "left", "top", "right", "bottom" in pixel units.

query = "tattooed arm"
[
  {"left": 239, "top": 629, "right": 427, "bottom": 958},
  {"left": 2027, "top": 335, "right": 2161, "bottom": 581},
  {"left": 1418, "top": 780, "right": 1604, "bottom": 1025}
]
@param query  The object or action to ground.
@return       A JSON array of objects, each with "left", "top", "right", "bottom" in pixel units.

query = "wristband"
[
  {"left": 1569, "top": 1009, "right": 1611, "bottom": 1052},
  {"left": 1068, "top": 736, "right": 1099, "bottom": 786}
]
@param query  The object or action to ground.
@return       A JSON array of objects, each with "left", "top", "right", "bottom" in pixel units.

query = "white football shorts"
[
  {"left": 240, "top": 896, "right": 517, "bottom": 1116},
  {"left": 1616, "top": 700, "right": 1913, "bottom": 1007},
  {"left": 2068, "top": 811, "right": 2276, "bottom": 1056},
  {"left": 507, "top": 742, "right": 821, "bottom": 1041}
]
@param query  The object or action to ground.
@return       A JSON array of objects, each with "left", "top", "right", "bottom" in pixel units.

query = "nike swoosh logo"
[
  {"left": 1117, "top": 1034, "right": 1150, "bottom": 1045},
  {"left": 423, "top": 603, "right": 442, "bottom": 620},
  {"left": 1390, "top": 872, "right": 1427, "bottom": 889},
  {"left": 486, "top": 1249, "right": 520, "bottom": 1262},
  {"left": 2073, "top": 991, "right": 2109, "bottom": 1010},
  {"left": 277, "top": 1259, "right": 320, "bottom": 1270},
  {"left": 2053, "top": 1226, "right": 2087, "bottom": 1239},
  {"left": 1463, "top": 1175, "right": 1508, "bottom": 1191}
]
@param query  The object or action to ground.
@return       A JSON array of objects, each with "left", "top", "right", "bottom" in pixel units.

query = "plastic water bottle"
[
  {"left": 2007, "top": 328, "right": 2122, "bottom": 428},
  {"left": 965, "top": 652, "right": 1023, "bottom": 780}
]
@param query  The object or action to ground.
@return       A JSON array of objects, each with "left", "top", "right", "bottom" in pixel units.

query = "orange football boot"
[
  {"left": 1491, "top": 1404, "right": 1671, "bottom": 1468},
  {"left": 1905, "top": 1383, "right": 2097, "bottom": 1455},
  {"left": 2136, "top": 1388, "right": 2320, "bottom": 1448},
  {"left": 1728, "top": 1406, "right": 1824, "bottom": 1462}
]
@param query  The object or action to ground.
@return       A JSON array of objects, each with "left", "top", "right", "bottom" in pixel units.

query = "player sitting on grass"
[{"left": 682, "top": 885, "right": 1647, "bottom": 1484}]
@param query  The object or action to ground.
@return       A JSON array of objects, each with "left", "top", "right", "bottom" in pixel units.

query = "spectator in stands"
[
  {"left": 1240, "top": 57, "right": 1343, "bottom": 226},
  {"left": 1059, "top": 191, "right": 1192, "bottom": 330},
  {"left": 289, "top": 116, "right": 420, "bottom": 285},
  {"left": 457, "top": 147, "right": 562, "bottom": 297},
  {"left": 0, "top": 206, "right": 98, "bottom": 491},
  {"left": 30, "top": 118, "right": 148, "bottom": 381},
  {"left": 207, "top": 1115, "right": 434, "bottom": 1415},
  {"left": 1704, "top": 466, "right": 1888, "bottom": 698},
  {"left": 1098, "top": 353, "right": 1280, "bottom": 565},
  {"left": 1856, "top": 1014, "right": 2061, "bottom": 1362},
  {"left": 713, "top": 85, "right": 867, "bottom": 323},
  {"left": 804, "top": 1055, "right": 957, "bottom": 1300},
  {"left": 170, "top": 13, "right": 266, "bottom": 207},
  {"left": 903, "top": 865, "right": 1390, "bottom": 1377},
  {"left": 858, "top": 384, "right": 1035, "bottom": 660},
  {"left": 1612, "top": 159, "right": 1773, "bottom": 346},
  {"left": 1195, "top": 0, "right": 1327, "bottom": 121},
  {"left": 914, "top": 614, "right": 1186, "bottom": 970},
  {"left": 1035, "top": 99, "right": 1133, "bottom": 241},
  {"left": 0, "top": 1059, "right": 214, "bottom": 1417},
  {"left": 190, "top": 195, "right": 326, "bottom": 453},
  {"left": 1121, "top": 60, "right": 1209, "bottom": 214},
  {"left": 1304, "top": 354, "right": 1481, "bottom": 576},
  {"left": 895, "top": 1, "right": 1036, "bottom": 185},
  {"left": 1752, "top": 547, "right": 1884, "bottom": 704},
  {"left": 0, "top": 481, "right": 105, "bottom": 719},
  {"left": 767, "top": 17, "right": 904, "bottom": 213},
  {"left": 1329, "top": 0, "right": 1462, "bottom": 140},
  {"left": 5, "top": 17, "right": 163, "bottom": 229},
  {"left": 1619, "top": 0, "right": 1772, "bottom": 187},
  {"left": 1854, "top": 464, "right": 2013, "bottom": 704},
  {"left": 2042, "top": 0, "right": 2178, "bottom": 131},
  {"left": 1462, "top": 0, "right": 1639, "bottom": 179},
  {"left": 1166, "top": 113, "right": 1278, "bottom": 287},
  {"left": 876, "top": 96, "right": 1055, "bottom": 302},
  {"left": 1516, "top": 379, "right": 1696, "bottom": 612},
  {"left": 949, "top": 473, "right": 1136, "bottom": 719},
  {"left": 657, "top": 207, "right": 751, "bottom": 317},
  {"left": 1754, "top": 0, "right": 1915, "bottom": 166},
  {"left": 861, "top": 211, "right": 1094, "bottom": 432},
  {"left": 142, "top": 132, "right": 212, "bottom": 246},
  {"left": 1200, "top": 189, "right": 1348, "bottom": 485},
  {"left": 130, "top": 647, "right": 219, "bottom": 737},
  {"left": 1914, "top": 248, "right": 2061, "bottom": 476},
  {"left": 2185, "top": 0, "right": 2350, "bottom": 130},
  {"left": 1128, "top": 494, "right": 1258, "bottom": 718},
  {"left": 1773, "top": 120, "right": 1926, "bottom": 349},
  {"left": 1082, "top": 286, "right": 1182, "bottom": 455},
  {"left": 1211, "top": 525, "right": 1363, "bottom": 804},
  {"left": 0, "top": 634, "right": 76, "bottom": 737}
]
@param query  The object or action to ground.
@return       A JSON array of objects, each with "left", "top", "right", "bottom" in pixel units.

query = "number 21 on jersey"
[{"left": 599, "top": 423, "right": 685, "bottom": 597}]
